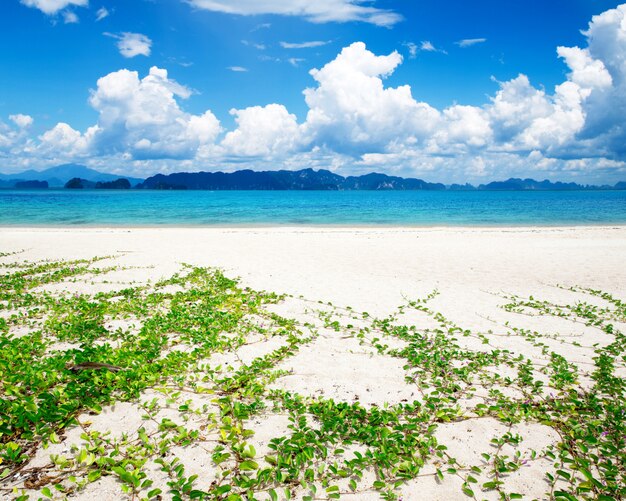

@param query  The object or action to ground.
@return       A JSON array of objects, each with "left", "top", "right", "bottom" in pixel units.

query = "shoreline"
[{"left": 2, "top": 223, "right": 626, "bottom": 231}]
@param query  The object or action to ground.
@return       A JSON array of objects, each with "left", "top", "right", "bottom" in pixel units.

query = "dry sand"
[{"left": 1, "top": 226, "right": 625, "bottom": 500}]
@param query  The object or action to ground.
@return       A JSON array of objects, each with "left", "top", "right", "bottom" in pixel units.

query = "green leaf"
[
  {"left": 556, "top": 470, "right": 571, "bottom": 481},
  {"left": 462, "top": 484, "right": 474, "bottom": 497},
  {"left": 239, "top": 460, "right": 259, "bottom": 471},
  {"left": 215, "top": 485, "right": 231, "bottom": 495},
  {"left": 554, "top": 492, "right": 578, "bottom": 501}
]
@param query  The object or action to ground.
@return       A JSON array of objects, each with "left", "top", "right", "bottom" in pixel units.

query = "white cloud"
[
  {"left": 557, "top": 46, "right": 612, "bottom": 90},
  {"left": 227, "top": 66, "right": 248, "bottom": 72},
  {"left": 186, "top": 0, "right": 402, "bottom": 27},
  {"left": 288, "top": 58, "right": 305, "bottom": 67},
  {"left": 280, "top": 41, "right": 330, "bottom": 49},
  {"left": 241, "top": 40, "right": 266, "bottom": 50},
  {"left": 517, "top": 81, "right": 588, "bottom": 151},
  {"left": 0, "top": 134, "right": 11, "bottom": 150},
  {"left": 403, "top": 42, "right": 418, "bottom": 58},
  {"left": 487, "top": 75, "right": 554, "bottom": 144},
  {"left": 456, "top": 38, "right": 487, "bottom": 48},
  {"left": 96, "top": 7, "right": 109, "bottom": 21},
  {"left": 62, "top": 10, "right": 79, "bottom": 23},
  {"left": 519, "top": 4, "right": 626, "bottom": 159},
  {"left": 39, "top": 122, "right": 93, "bottom": 157},
  {"left": 20, "top": 0, "right": 87, "bottom": 15},
  {"left": 87, "top": 66, "right": 221, "bottom": 159},
  {"left": 9, "top": 114, "right": 34, "bottom": 128},
  {"left": 0, "top": 122, "right": 16, "bottom": 150},
  {"left": 251, "top": 22, "right": 271, "bottom": 31},
  {"left": 402, "top": 40, "right": 447, "bottom": 59},
  {"left": 570, "top": 4, "right": 626, "bottom": 157},
  {"left": 9, "top": 4, "right": 626, "bottom": 183},
  {"left": 221, "top": 104, "right": 300, "bottom": 157},
  {"left": 478, "top": 4, "right": 626, "bottom": 162},
  {"left": 105, "top": 32, "right": 152, "bottom": 58},
  {"left": 301, "top": 42, "right": 440, "bottom": 153},
  {"left": 417, "top": 41, "right": 447, "bottom": 54},
  {"left": 437, "top": 105, "right": 492, "bottom": 148}
]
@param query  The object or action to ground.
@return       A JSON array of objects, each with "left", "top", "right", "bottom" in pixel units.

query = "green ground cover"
[{"left": 0, "top": 256, "right": 624, "bottom": 500}]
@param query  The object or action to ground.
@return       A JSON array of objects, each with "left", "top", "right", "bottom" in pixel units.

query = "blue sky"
[{"left": 1, "top": 0, "right": 625, "bottom": 183}]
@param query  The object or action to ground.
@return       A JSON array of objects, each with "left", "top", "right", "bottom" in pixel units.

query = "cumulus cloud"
[
  {"left": 227, "top": 66, "right": 248, "bottom": 72},
  {"left": 0, "top": 122, "right": 17, "bottom": 151},
  {"left": 105, "top": 32, "right": 152, "bottom": 58},
  {"left": 86, "top": 66, "right": 221, "bottom": 159},
  {"left": 9, "top": 4, "right": 626, "bottom": 183},
  {"left": 563, "top": 5, "right": 626, "bottom": 157},
  {"left": 20, "top": 0, "right": 87, "bottom": 15},
  {"left": 487, "top": 75, "right": 555, "bottom": 144},
  {"left": 39, "top": 122, "right": 94, "bottom": 157},
  {"left": 484, "top": 4, "right": 626, "bottom": 160},
  {"left": 295, "top": 17, "right": 626, "bottom": 177},
  {"left": 0, "top": 115, "right": 36, "bottom": 158},
  {"left": 301, "top": 42, "right": 440, "bottom": 153},
  {"left": 557, "top": 46, "right": 612, "bottom": 90},
  {"left": 9, "top": 114, "right": 34, "bottom": 128},
  {"left": 186, "top": 0, "right": 402, "bottom": 27},
  {"left": 436, "top": 105, "right": 492, "bottom": 148},
  {"left": 280, "top": 41, "right": 330, "bottom": 49},
  {"left": 518, "top": 82, "right": 590, "bottom": 152},
  {"left": 221, "top": 104, "right": 300, "bottom": 157}
]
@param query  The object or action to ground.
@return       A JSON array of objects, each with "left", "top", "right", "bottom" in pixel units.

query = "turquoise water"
[{"left": 0, "top": 189, "right": 625, "bottom": 226}]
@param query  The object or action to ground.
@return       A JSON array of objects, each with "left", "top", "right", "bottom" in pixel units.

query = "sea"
[{"left": 0, "top": 189, "right": 625, "bottom": 226}]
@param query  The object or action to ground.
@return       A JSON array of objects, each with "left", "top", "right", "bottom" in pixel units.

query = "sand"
[{"left": 1, "top": 225, "right": 625, "bottom": 500}]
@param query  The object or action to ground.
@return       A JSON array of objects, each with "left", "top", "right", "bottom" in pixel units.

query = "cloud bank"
[{"left": 5, "top": 3, "right": 626, "bottom": 183}]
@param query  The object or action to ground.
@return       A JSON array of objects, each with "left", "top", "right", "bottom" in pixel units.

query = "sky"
[{"left": 1, "top": 0, "right": 625, "bottom": 184}]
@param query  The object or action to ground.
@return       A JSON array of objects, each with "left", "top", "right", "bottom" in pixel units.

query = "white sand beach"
[
  {"left": 1, "top": 226, "right": 626, "bottom": 500},
  {"left": 3, "top": 226, "right": 625, "bottom": 315}
]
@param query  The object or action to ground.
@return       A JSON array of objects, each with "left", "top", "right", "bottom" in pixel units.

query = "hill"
[
  {"left": 138, "top": 169, "right": 446, "bottom": 190},
  {"left": 478, "top": 178, "right": 608, "bottom": 190},
  {"left": 0, "top": 164, "right": 143, "bottom": 188}
]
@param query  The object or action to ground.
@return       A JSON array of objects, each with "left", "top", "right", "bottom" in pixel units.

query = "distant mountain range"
[
  {"left": 0, "top": 165, "right": 624, "bottom": 191},
  {"left": 138, "top": 169, "right": 447, "bottom": 190},
  {"left": 138, "top": 169, "right": 625, "bottom": 191},
  {"left": 0, "top": 164, "right": 143, "bottom": 188}
]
